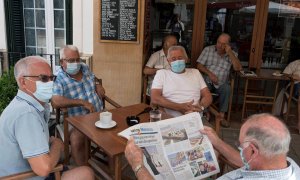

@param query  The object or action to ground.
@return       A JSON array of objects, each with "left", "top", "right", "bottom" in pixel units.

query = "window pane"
[
  {"left": 55, "top": 30, "right": 65, "bottom": 47},
  {"left": 25, "top": 29, "right": 36, "bottom": 46},
  {"left": 35, "top": 0, "right": 45, "bottom": 8},
  {"left": 36, "top": 10, "right": 45, "bottom": 27},
  {"left": 54, "top": 0, "right": 64, "bottom": 9},
  {"left": 26, "top": 47, "right": 36, "bottom": 55},
  {"left": 54, "top": 10, "right": 65, "bottom": 28},
  {"left": 23, "top": 0, "right": 34, "bottom": 8},
  {"left": 37, "top": 29, "right": 46, "bottom": 47},
  {"left": 24, "top": 9, "right": 35, "bottom": 27},
  {"left": 37, "top": 48, "right": 47, "bottom": 55}
]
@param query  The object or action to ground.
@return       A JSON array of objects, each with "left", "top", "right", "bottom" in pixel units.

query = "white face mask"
[
  {"left": 30, "top": 81, "right": 54, "bottom": 103},
  {"left": 66, "top": 62, "right": 81, "bottom": 75}
]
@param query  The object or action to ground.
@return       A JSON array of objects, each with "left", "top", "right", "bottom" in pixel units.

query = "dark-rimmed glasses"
[
  {"left": 62, "top": 58, "right": 82, "bottom": 63},
  {"left": 23, "top": 75, "right": 56, "bottom": 82}
]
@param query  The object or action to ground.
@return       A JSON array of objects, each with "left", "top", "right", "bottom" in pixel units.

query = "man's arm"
[
  {"left": 197, "top": 64, "right": 218, "bottom": 84},
  {"left": 143, "top": 66, "right": 159, "bottom": 75},
  {"left": 200, "top": 126, "right": 243, "bottom": 167},
  {"left": 225, "top": 45, "right": 242, "bottom": 71},
  {"left": 199, "top": 87, "right": 212, "bottom": 108},
  {"left": 51, "top": 95, "right": 95, "bottom": 113},
  {"left": 27, "top": 137, "right": 63, "bottom": 177},
  {"left": 151, "top": 89, "right": 194, "bottom": 114}
]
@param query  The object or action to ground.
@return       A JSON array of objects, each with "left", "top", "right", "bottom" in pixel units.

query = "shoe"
[{"left": 220, "top": 120, "right": 230, "bottom": 128}]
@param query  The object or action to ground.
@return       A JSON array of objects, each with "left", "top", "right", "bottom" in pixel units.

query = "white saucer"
[
  {"left": 95, "top": 120, "right": 117, "bottom": 129},
  {"left": 272, "top": 72, "right": 283, "bottom": 77}
]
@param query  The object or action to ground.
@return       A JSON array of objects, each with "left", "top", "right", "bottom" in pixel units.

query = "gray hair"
[
  {"left": 167, "top": 46, "right": 188, "bottom": 60},
  {"left": 59, "top": 45, "right": 79, "bottom": 59},
  {"left": 14, "top": 56, "right": 48, "bottom": 86},
  {"left": 244, "top": 113, "right": 291, "bottom": 158}
]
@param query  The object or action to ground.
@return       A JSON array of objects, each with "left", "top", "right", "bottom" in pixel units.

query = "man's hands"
[
  {"left": 81, "top": 100, "right": 95, "bottom": 113},
  {"left": 200, "top": 126, "right": 222, "bottom": 146},
  {"left": 179, "top": 100, "right": 204, "bottom": 114},
  {"left": 208, "top": 72, "right": 218, "bottom": 85},
  {"left": 125, "top": 137, "right": 144, "bottom": 170},
  {"left": 224, "top": 43, "right": 232, "bottom": 54}
]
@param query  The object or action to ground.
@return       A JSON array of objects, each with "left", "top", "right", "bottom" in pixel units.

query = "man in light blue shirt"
[
  {"left": 201, "top": 113, "right": 300, "bottom": 180},
  {"left": 0, "top": 56, "right": 94, "bottom": 179}
]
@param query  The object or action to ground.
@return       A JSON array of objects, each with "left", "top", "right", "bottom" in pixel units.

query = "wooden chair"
[
  {"left": 142, "top": 74, "right": 150, "bottom": 104},
  {"left": 0, "top": 164, "right": 63, "bottom": 180},
  {"left": 53, "top": 78, "right": 122, "bottom": 165}
]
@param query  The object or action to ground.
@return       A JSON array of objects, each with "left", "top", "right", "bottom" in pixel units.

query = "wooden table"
[
  {"left": 65, "top": 103, "right": 151, "bottom": 180},
  {"left": 238, "top": 69, "right": 294, "bottom": 121}
]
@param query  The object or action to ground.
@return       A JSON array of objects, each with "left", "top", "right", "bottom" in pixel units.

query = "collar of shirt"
[
  {"left": 159, "top": 49, "right": 167, "bottom": 58},
  {"left": 16, "top": 89, "right": 45, "bottom": 113},
  {"left": 237, "top": 160, "right": 293, "bottom": 179}
]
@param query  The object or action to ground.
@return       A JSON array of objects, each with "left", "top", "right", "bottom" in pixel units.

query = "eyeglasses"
[
  {"left": 62, "top": 58, "right": 82, "bottom": 63},
  {"left": 23, "top": 75, "right": 56, "bottom": 82},
  {"left": 235, "top": 140, "right": 259, "bottom": 150}
]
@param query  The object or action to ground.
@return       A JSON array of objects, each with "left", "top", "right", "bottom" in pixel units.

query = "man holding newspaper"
[{"left": 125, "top": 113, "right": 300, "bottom": 179}]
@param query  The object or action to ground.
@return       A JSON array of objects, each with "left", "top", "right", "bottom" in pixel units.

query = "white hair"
[
  {"left": 167, "top": 46, "right": 188, "bottom": 60},
  {"left": 59, "top": 45, "right": 79, "bottom": 59},
  {"left": 244, "top": 113, "right": 291, "bottom": 158},
  {"left": 14, "top": 56, "right": 48, "bottom": 86}
]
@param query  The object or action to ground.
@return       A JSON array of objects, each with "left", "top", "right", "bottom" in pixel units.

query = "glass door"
[{"left": 262, "top": 0, "right": 300, "bottom": 69}]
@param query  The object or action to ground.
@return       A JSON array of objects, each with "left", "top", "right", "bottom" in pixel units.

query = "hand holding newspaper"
[{"left": 118, "top": 112, "right": 220, "bottom": 180}]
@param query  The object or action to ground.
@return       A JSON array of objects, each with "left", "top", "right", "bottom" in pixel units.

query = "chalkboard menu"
[{"left": 101, "top": 0, "right": 139, "bottom": 42}]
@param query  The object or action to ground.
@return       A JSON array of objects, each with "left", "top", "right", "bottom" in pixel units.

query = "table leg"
[
  {"left": 114, "top": 155, "right": 121, "bottom": 180},
  {"left": 64, "top": 120, "right": 69, "bottom": 165},
  {"left": 242, "top": 79, "right": 249, "bottom": 119},
  {"left": 85, "top": 138, "right": 91, "bottom": 165},
  {"left": 285, "top": 81, "right": 295, "bottom": 122},
  {"left": 271, "top": 81, "right": 279, "bottom": 114}
]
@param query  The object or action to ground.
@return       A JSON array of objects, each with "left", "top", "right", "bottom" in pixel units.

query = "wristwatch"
[
  {"left": 134, "top": 164, "right": 144, "bottom": 176},
  {"left": 200, "top": 106, "right": 205, "bottom": 111}
]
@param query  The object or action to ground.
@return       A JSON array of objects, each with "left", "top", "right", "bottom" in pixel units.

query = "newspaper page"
[{"left": 118, "top": 112, "right": 220, "bottom": 180}]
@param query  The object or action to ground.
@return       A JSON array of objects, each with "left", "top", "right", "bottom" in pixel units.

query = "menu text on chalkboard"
[{"left": 101, "top": 0, "right": 138, "bottom": 42}]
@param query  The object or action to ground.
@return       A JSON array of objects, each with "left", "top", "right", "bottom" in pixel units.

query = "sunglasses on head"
[{"left": 23, "top": 75, "right": 56, "bottom": 82}]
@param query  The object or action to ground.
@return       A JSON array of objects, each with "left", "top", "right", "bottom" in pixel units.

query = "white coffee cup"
[{"left": 100, "top": 112, "right": 112, "bottom": 125}]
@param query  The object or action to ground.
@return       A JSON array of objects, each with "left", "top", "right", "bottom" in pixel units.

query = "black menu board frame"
[{"left": 100, "top": 0, "right": 140, "bottom": 43}]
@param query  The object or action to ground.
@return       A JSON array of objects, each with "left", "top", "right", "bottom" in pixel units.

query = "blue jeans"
[{"left": 205, "top": 80, "right": 231, "bottom": 113}]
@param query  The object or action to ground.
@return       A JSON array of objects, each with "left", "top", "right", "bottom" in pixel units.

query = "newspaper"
[
  {"left": 118, "top": 112, "right": 220, "bottom": 180},
  {"left": 240, "top": 70, "right": 257, "bottom": 77}
]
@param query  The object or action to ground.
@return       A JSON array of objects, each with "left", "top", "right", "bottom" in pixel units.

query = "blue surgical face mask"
[
  {"left": 31, "top": 81, "right": 54, "bottom": 103},
  {"left": 238, "top": 146, "right": 251, "bottom": 170},
  {"left": 66, "top": 62, "right": 81, "bottom": 75},
  {"left": 171, "top": 60, "right": 185, "bottom": 73}
]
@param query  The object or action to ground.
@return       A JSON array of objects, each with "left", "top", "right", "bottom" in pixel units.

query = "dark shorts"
[{"left": 44, "top": 166, "right": 69, "bottom": 180}]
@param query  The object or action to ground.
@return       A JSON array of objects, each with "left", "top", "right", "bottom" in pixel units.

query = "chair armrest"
[
  {"left": 218, "top": 155, "right": 240, "bottom": 170},
  {"left": 0, "top": 164, "right": 63, "bottom": 180},
  {"left": 103, "top": 95, "right": 122, "bottom": 108}
]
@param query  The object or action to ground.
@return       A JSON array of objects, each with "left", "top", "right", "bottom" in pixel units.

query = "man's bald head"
[
  {"left": 14, "top": 56, "right": 50, "bottom": 86},
  {"left": 240, "top": 113, "right": 291, "bottom": 158}
]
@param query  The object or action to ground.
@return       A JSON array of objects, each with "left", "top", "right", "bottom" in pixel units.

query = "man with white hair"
[
  {"left": 151, "top": 45, "right": 212, "bottom": 117},
  {"left": 124, "top": 113, "right": 300, "bottom": 179},
  {"left": 0, "top": 56, "right": 94, "bottom": 179},
  {"left": 201, "top": 113, "right": 300, "bottom": 179},
  {"left": 51, "top": 45, "right": 105, "bottom": 165}
]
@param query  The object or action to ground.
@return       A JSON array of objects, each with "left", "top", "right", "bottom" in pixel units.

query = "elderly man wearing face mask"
[
  {"left": 151, "top": 45, "right": 212, "bottom": 117},
  {"left": 0, "top": 56, "right": 94, "bottom": 179},
  {"left": 52, "top": 45, "right": 105, "bottom": 166}
]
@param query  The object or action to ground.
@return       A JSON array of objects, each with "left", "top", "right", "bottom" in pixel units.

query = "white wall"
[
  {"left": 73, "top": 0, "right": 93, "bottom": 54},
  {"left": 0, "top": 0, "right": 7, "bottom": 50}
]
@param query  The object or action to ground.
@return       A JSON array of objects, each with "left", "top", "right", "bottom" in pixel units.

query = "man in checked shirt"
[
  {"left": 52, "top": 45, "right": 105, "bottom": 166},
  {"left": 197, "top": 33, "right": 242, "bottom": 126}
]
